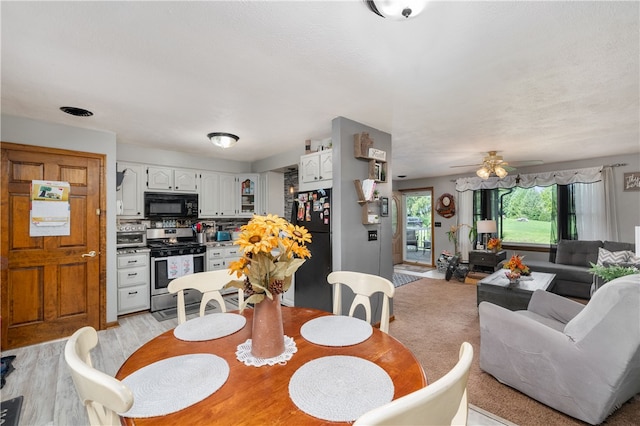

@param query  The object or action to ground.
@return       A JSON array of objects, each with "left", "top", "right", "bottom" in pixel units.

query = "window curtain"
[
  {"left": 455, "top": 167, "right": 602, "bottom": 191},
  {"left": 602, "top": 166, "right": 619, "bottom": 241},
  {"left": 457, "top": 190, "right": 474, "bottom": 263},
  {"left": 575, "top": 180, "right": 607, "bottom": 240}
]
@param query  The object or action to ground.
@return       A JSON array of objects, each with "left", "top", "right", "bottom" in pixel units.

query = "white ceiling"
[{"left": 2, "top": 1, "right": 638, "bottom": 179}]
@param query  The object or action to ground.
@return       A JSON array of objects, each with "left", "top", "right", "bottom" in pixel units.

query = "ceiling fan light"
[
  {"left": 495, "top": 166, "right": 508, "bottom": 178},
  {"left": 207, "top": 132, "right": 239, "bottom": 149},
  {"left": 476, "top": 167, "right": 490, "bottom": 179},
  {"left": 366, "top": 0, "right": 428, "bottom": 20}
]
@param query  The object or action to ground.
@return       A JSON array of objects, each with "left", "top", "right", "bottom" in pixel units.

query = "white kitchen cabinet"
[
  {"left": 146, "top": 166, "right": 198, "bottom": 192},
  {"left": 259, "top": 171, "right": 284, "bottom": 216},
  {"left": 206, "top": 245, "right": 242, "bottom": 295},
  {"left": 199, "top": 171, "right": 220, "bottom": 217},
  {"left": 237, "top": 174, "right": 260, "bottom": 217},
  {"left": 174, "top": 168, "right": 198, "bottom": 192},
  {"left": 146, "top": 165, "right": 173, "bottom": 190},
  {"left": 219, "top": 173, "right": 238, "bottom": 216},
  {"left": 117, "top": 162, "right": 145, "bottom": 218},
  {"left": 117, "top": 252, "right": 150, "bottom": 315},
  {"left": 200, "top": 172, "right": 261, "bottom": 217},
  {"left": 299, "top": 150, "right": 332, "bottom": 191}
]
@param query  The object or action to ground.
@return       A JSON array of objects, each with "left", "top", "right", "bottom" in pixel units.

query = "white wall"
[
  {"left": 117, "top": 142, "right": 251, "bottom": 173},
  {"left": 2, "top": 114, "right": 120, "bottom": 323},
  {"left": 332, "top": 116, "right": 394, "bottom": 321},
  {"left": 396, "top": 153, "right": 640, "bottom": 262}
]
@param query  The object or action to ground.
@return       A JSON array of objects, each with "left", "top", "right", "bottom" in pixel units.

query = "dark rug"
[
  {"left": 0, "top": 396, "right": 23, "bottom": 426},
  {"left": 390, "top": 277, "right": 640, "bottom": 426},
  {"left": 392, "top": 272, "right": 422, "bottom": 288}
]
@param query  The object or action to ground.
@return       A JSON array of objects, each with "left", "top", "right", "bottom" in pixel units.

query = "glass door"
[{"left": 402, "top": 189, "right": 433, "bottom": 266}]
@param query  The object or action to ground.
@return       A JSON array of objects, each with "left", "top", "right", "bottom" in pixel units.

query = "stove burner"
[{"left": 148, "top": 239, "right": 206, "bottom": 257}]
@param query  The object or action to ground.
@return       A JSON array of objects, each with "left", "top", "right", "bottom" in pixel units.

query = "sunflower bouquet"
[{"left": 225, "top": 214, "right": 311, "bottom": 307}]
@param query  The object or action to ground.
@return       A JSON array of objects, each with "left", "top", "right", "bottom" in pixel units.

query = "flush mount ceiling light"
[
  {"left": 365, "top": 0, "right": 428, "bottom": 20},
  {"left": 207, "top": 132, "right": 239, "bottom": 149}
]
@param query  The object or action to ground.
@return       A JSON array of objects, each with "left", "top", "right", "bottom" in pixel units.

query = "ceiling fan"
[{"left": 451, "top": 151, "right": 543, "bottom": 179}]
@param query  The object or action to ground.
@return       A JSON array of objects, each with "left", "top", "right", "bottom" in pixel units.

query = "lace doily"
[{"left": 236, "top": 335, "right": 297, "bottom": 367}]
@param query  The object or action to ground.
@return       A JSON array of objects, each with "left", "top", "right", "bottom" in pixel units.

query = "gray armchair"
[{"left": 479, "top": 274, "right": 640, "bottom": 425}]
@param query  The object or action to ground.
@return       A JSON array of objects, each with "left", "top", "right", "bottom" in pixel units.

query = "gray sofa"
[
  {"left": 525, "top": 239, "right": 635, "bottom": 299},
  {"left": 479, "top": 275, "right": 640, "bottom": 425}
]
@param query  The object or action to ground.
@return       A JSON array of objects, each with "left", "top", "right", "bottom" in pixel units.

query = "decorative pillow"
[
  {"left": 627, "top": 253, "right": 640, "bottom": 264},
  {"left": 596, "top": 247, "right": 631, "bottom": 266}
]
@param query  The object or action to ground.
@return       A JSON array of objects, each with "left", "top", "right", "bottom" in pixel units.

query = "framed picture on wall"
[{"left": 380, "top": 197, "right": 389, "bottom": 216}]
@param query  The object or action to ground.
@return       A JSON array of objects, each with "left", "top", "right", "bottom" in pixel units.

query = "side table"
[{"left": 469, "top": 250, "right": 506, "bottom": 273}]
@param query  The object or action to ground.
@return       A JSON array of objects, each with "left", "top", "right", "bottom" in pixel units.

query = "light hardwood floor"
[{"left": 1, "top": 297, "right": 508, "bottom": 426}]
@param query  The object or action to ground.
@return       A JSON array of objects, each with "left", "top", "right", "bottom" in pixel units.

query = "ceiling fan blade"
[
  {"left": 450, "top": 163, "right": 482, "bottom": 168},
  {"left": 509, "top": 160, "right": 544, "bottom": 167}
]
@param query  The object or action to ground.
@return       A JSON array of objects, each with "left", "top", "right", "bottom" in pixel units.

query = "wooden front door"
[{"left": 1, "top": 143, "right": 105, "bottom": 349}]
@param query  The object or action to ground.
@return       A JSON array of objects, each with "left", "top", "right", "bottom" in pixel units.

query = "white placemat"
[
  {"left": 300, "top": 315, "right": 373, "bottom": 346},
  {"left": 174, "top": 312, "right": 246, "bottom": 341},
  {"left": 120, "top": 353, "right": 229, "bottom": 418},
  {"left": 236, "top": 335, "right": 298, "bottom": 367},
  {"left": 288, "top": 355, "right": 394, "bottom": 422}
]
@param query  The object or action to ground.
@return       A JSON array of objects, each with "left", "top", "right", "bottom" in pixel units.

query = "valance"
[{"left": 455, "top": 166, "right": 602, "bottom": 192}]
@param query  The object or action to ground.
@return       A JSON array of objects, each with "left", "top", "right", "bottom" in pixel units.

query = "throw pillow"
[
  {"left": 596, "top": 247, "right": 630, "bottom": 266},
  {"left": 627, "top": 252, "right": 640, "bottom": 268}
]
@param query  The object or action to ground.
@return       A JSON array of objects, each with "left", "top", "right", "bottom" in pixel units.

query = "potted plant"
[{"left": 588, "top": 263, "right": 639, "bottom": 283}]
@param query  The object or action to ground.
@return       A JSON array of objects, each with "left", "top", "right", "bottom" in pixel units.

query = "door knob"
[{"left": 82, "top": 251, "right": 97, "bottom": 258}]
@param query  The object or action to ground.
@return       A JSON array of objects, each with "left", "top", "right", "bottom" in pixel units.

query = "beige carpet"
[{"left": 389, "top": 277, "right": 640, "bottom": 426}]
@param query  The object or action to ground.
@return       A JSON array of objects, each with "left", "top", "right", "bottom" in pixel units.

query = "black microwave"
[{"left": 144, "top": 192, "right": 198, "bottom": 219}]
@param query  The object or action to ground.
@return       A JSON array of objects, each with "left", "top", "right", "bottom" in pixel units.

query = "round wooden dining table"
[{"left": 116, "top": 306, "right": 426, "bottom": 425}]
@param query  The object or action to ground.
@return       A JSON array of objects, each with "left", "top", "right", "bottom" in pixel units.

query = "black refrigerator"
[{"left": 291, "top": 188, "right": 333, "bottom": 312}]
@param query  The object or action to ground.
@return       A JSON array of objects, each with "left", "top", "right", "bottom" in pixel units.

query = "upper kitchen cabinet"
[
  {"left": 199, "top": 171, "right": 237, "bottom": 217},
  {"left": 237, "top": 174, "right": 260, "bottom": 217},
  {"left": 146, "top": 166, "right": 198, "bottom": 192},
  {"left": 116, "top": 162, "right": 145, "bottom": 217},
  {"left": 259, "top": 171, "right": 285, "bottom": 217},
  {"left": 299, "top": 150, "right": 332, "bottom": 191}
]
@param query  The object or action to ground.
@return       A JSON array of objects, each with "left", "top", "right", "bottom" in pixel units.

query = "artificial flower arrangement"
[
  {"left": 503, "top": 254, "right": 530, "bottom": 280},
  {"left": 225, "top": 214, "right": 312, "bottom": 308},
  {"left": 487, "top": 237, "right": 502, "bottom": 251}
]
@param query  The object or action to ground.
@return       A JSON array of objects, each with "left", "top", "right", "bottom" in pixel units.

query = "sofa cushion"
[
  {"left": 596, "top": 247, "right": 633, "bottom": 266},
  {"left": 603, "top": 241, "right": 635, "bottom": 253},
  {"left": 555, "top": 240, "right": 602, "bottom": 267},
  {"left": 526, "top": 260, "right": 594, "bottom": 283}
]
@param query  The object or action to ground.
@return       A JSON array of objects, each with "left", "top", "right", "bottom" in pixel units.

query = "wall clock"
[{"left": 436, "top": 193, "right": 456, "bottom": 218}]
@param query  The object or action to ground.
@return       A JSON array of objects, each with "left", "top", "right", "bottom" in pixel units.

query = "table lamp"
[{"left": 477, "top": 220, "right": 497, "bottom": 250}]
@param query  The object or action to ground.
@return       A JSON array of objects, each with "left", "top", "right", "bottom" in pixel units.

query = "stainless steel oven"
[{"left": 148, "top": 227, "right": 206, "bottom": 312}]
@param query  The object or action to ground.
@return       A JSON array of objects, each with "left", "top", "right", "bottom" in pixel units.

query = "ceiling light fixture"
[
  {"left": 365, "top": 0, "right": 428, "bottom": 20},
  {"left": 207, "top": 132, "right": 239, "bottom": 149},
  {"left": 476, "top": 151, "right": 509, "bottom": 179}
]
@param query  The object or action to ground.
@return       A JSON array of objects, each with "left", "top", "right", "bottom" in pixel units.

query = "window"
[{"left": 473, "top": 185, "right": 577, "bottom": 245}]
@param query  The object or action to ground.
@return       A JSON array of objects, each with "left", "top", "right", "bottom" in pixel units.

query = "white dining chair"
[
  {"left": 167, "top": 270, "right": 245, "bottom": 324},
  {"left": 64, "top": 326, "right": 134, "bottom": 426},
  {"left": 354, "top": 342, "right": 474, "bottom": 426},
  {"left": 327, "top": 271, "right": 395, "bottom": 333}
]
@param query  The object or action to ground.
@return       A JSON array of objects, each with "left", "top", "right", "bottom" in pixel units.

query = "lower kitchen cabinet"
[
  {"left": 117, "top": 251, "right": 150, "bottom": 315},
  {"left": 206, "top": 244, "right": 241, "bottom": 294}
]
